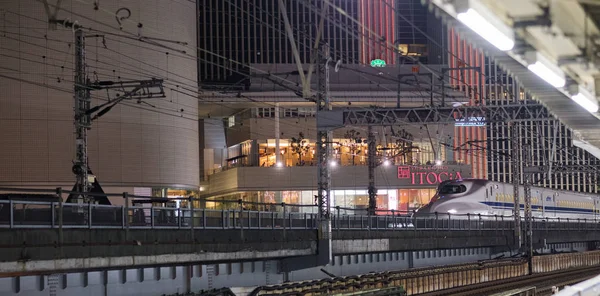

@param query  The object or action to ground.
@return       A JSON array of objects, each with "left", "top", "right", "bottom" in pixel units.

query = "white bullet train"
[{"left": 414, "top": 179, "right": 600, "bottom": 220}]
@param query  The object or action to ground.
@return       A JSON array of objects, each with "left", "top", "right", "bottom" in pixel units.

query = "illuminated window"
[{"left": 397, "top": 44, "right": 428, "bottom": 57}]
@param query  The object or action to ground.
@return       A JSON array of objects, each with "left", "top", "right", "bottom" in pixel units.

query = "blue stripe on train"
[{"left": 480, "top": 201, "right": 595, "bottom": 214}]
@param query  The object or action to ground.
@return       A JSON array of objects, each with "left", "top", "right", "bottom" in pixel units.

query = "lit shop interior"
[
  {"left": 225, "top": 137, "right": 449, "bottom": 169},
  {"left": 203, "top": 188, "right": 438, "bottom": 214}
]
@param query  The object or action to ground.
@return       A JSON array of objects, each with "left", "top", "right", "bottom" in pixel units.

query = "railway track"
[{"left": 417, "top": 266, "right": 600, "bottom": 296}]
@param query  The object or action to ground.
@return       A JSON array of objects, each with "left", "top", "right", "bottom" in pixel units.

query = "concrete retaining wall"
[
  {"left": 1, "top": 228, "right": 599, "bottom": 276},
  {"left": 0, "top": 248, "right": 493, "bottom": 296}
]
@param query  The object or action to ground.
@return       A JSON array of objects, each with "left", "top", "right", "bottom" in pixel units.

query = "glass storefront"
[
  {"left": 249, "top": 138, "right": 444, "bottom": 168},
  {"left": 204, "top": 187, "right": 437, "bottom": 215}
]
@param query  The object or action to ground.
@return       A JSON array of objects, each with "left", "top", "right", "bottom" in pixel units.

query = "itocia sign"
[{"left": 397, "top": 166, "right": 463, "bottom": 185}]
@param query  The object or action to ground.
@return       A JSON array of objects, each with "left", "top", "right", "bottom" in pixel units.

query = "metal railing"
[
  {"left": 0, "top": 200, "right": 318, "bottom": 230},
  {"left": 1, "top": 200, "right": 599, "bottom": 231}
]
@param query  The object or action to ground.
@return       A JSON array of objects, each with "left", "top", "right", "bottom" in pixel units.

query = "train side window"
[{"left": 439, "top": 184, "right": 467, "bottom": 194}]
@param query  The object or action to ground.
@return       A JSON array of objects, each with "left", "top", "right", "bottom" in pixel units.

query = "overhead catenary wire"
[
  {"left": 0, "top": 3, "right": 506, "bottom": 166},
  {"left": 25, "top": 0, "right": 479, "bottom": 132},
  {"left": 0, "top": 25, "right": 335, "bottom": 141},
  {"left": 0, "top": 50, "right": 388, "bottom": 163},
  {"left": 0, "top": 4, "right": 540, "bottom": 141},
  {"left": 11, "top": 1, "right": 596, "bottom": 190}
]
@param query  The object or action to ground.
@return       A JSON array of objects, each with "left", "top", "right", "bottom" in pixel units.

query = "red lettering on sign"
[
  {"left": 417, "top": 172, "right": 426, "bottom": 184},
  {"left": 398, "top": 166, "right": 465, "bottom": 185},
  {"left": 455, "top": 171, "right": 463, "bottom": 180},
  {"left": 398, "top": 166, "right": 410, "bottom": 179},
  {"left": 437, "top": 172, "right": 449, "bottom": 183},
  {"left": 426, "top": 172, "right": 437, "bottom": 184}
]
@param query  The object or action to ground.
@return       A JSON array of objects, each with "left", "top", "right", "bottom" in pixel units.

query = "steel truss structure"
[{"left": 317, "top": 103, "right": 549, "bottom": 129}]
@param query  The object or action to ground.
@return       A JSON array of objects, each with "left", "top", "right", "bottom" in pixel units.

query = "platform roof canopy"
[{"left": 426, "top": 0, "right": 600, "bottom": 158}]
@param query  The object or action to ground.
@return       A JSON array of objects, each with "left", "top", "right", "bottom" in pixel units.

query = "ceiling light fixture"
[
  {"left": 454, "top": 0, "right": 515, "bottom": 51},
  {"left": 568, "top": 85, "right": 599, "bottom": 113},
  {"left": 525, "top": 52, "right": 566, "bottom": 88}
]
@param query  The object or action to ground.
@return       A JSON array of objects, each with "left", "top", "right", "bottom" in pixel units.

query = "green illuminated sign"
[{"left": 370, "top": 59, "right": 387, "bottom": 68}]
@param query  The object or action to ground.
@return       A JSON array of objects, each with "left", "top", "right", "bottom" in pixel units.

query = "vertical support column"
[
  {"left": 189, "top": 196, "right": 195, "bottom": 242},
  {"left": 56, "top": 187, "right": 63, "bottom": 246},
  {"left": 510, "top": 122, "right": 522, "bottom": 248},
  {"left": 123, "top": 192, "right": 129, "bottom": 241},
  {"left": 278, "top": 0, "right": 307, "bottom": 95},
  {"left": 316, "top": 44, "right": 332, "bottom": 266},
  {"left": 368, "top": 126, "right": 377, "bottom": 214},
  {"left": 73, "top": 29, "right": 91, "bottom": 203},
  {"left": 250, "top": 140, "right": 259, "bottom": 167},
  {"left": 441, "top": 68, "right": 447, "bottom": 106},
  {"left": 523, "top": 144, "right": 533, "bottom": 274},
  {"left": 396, "top": 61, "right": 401, "bottom": 108},
  {"left": 275, "top": 103, "right": 281, "bottom": 166},
  {"left": 429, "top": 73, "right": 434, "bottom": 106}
]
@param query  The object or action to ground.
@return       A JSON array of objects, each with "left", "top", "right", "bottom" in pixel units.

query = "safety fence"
[{"left": 1, "top": 199, "right": 600, "bottom": 231}]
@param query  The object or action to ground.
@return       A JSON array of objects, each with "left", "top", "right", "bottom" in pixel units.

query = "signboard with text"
[
  {"left": 455, "top": 117, "right": 486, "bottom": 127},
  {"left": 397, "top": 165, "right": 464, "bottom": 185}
]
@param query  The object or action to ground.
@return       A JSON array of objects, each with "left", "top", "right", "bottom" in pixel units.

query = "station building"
[
  {"left": 197, "top": 0, "right": 600, "bottom": 214},
  {"left": 0, "top": 0, "right": 199, "bottom": 204},
  {"left": 200, "top": 64, "right": 474, "bottom": 213}
]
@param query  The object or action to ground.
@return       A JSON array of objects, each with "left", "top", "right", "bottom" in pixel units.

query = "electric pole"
[
  {"left": 510, "top": 122, "right": 522, "bottom": 248},
  {"left": 522, "top": 143, "right": 534, "bottom": 274},
  {"left": 73, "top": 29, "right": 92, "bottom": 203},
  {"left": 316, "top": 44, "right": 332, "bottom": 264},
  {"left": 367, "top": 126, "right": 377, "bottom": 214},
  {"left": 51, "top": 20, "right": 165, "bottom": 204}
]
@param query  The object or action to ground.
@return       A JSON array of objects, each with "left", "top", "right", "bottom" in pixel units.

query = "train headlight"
[{"left": 447, "top": 209, "right": 457, "bottom": 214}]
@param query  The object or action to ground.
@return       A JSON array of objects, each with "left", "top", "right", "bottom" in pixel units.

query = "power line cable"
[{"left": 15, "top": 1, "right": 596, "bottom": 180}]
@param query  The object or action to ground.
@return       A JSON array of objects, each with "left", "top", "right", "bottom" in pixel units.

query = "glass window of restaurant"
[
  {"left": 252, "top": 139, "right": 444, "bottom": 168},
  {"left": 204, "top": 188, "right": 437, "bottom": 214}
]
